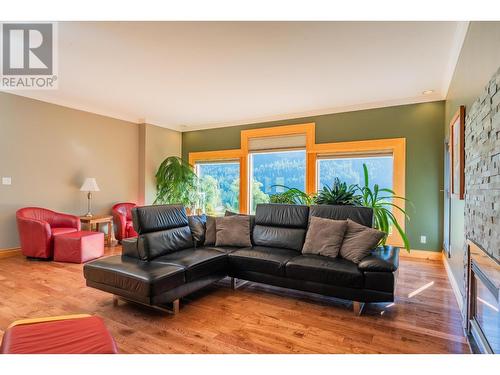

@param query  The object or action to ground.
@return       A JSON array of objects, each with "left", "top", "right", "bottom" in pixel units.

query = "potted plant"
[
  {"left": 356, "top": 164, "right": 411, "bottom": 252},
  {"left": 154, "top": 156, "right": 198, "bottom": 209},
  {"left": 268, "top": 166, "right": 411, "bottom": 252},
  {"left": 269, "top": 185, "right": 315, "bottom": 205},
  {"left": 314, "top": 177, "right": 361, "bottom": 206}
]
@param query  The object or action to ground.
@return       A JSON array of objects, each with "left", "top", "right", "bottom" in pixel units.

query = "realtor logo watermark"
[{"left": 1, "top": 22, "right": 58, "bottom": 89}]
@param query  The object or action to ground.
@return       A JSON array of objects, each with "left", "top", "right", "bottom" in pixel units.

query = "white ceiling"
[{"left": 7, "top": 21, "right": 468, "bottom": 131}]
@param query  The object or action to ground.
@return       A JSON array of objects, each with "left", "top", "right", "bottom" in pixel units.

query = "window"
[
  {"left": 195, "top": 161, "right": 240, "bottom": 216},
  {"left": 317, "top": 155, "right": 394, "bottom": 191},
  {"left": 317, "top": 154, "right": 395, "bottom": 234},
  {"left": 189, "top": 126, "right": 405, "bottom": 247},
  {"left": 249, "top": 149, "right": 306, "bottom": 213}
]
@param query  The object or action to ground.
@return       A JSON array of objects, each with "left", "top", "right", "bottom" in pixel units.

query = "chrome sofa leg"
[
  {"left": 171, "top": 299, "right": 180, "bottom": 315},
  {"left": 113, "top": 295, "right": 180, "bottom": 315},
  {"left": 230, "top": 277, "right": 249, "bottom": 290},
  {"left": 352, "top": 301, "right": 365, "bottom": 316}
]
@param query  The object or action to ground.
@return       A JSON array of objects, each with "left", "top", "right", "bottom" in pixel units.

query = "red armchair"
[
  {"left": 112, "top": 203, "right": 137, "bottom": 242},
  {"left": 16, "top": 207, "right": 81, "bottom": 259}
]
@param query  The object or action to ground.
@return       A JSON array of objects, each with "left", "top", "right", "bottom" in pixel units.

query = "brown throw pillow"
[
  {"left": 302, "top": 216, "right": 347, "bottom": 257},
  {"left": 203, "top": 216, "right": 216, "bottom": 246},
  {"left": 215, "top": 215, "right": 252, "bottom": 248},
  {"left": 339, "top": 219, "right": 386, "bottom": 264}
]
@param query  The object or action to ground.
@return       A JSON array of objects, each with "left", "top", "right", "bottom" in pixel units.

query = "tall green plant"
[
  {"left": 154, "top": 156, "right": 198, "bottom": 206},
  {"left": 357, "top": 164, "right": 411, "bottom": 252},
  {"left": 315, "top": 178, "right": 361, "bottom": 206}
]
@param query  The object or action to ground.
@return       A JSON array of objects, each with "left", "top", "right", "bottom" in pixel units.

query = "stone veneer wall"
[{"left": 464, "top": 66, "right": 500, "bottom": 282}]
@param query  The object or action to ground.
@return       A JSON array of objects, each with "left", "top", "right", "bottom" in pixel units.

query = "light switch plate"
[{"left": 2, "top": 177, "right": 12, "bottom": 185}]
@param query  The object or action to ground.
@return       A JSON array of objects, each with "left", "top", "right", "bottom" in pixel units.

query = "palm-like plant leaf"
[
  {"left": 154, "top": 156, "right": 198, "bottom": 206},
  {"left": 269, "top": 185, "right": 315, "bottom": 205},
  {"left": 356, "top": 164, "right": 411, "bottom": 252}
]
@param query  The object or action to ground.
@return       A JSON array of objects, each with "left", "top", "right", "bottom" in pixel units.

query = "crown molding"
[{"left": 180, "top": 94, "right": 444, "bottom": 132}]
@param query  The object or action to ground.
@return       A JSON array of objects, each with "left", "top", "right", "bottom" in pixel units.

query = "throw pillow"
[
  {"left": 339, "top": 219, "right": 386, "bottom": 264},
  {"left": 215, "top": 215, "right": 252, "bottom": 248},
  {"left": 302, "top": 216, "right": 347, "bottom": 257},
  {"left": 188, "top": 214, "right": 206, "bottom": 246},
  {"left": 224, "top": 210, "right": 255, "bottom": 241},
  {"left": 203, "top": 215, "right": 217, "bottom": 246}
]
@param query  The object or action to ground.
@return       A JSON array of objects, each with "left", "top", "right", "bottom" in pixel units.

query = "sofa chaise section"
[{"left": 83, "top": 205, "right": 228, "bottom": 313}]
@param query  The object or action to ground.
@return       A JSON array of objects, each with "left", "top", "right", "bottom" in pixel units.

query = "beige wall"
[
  {"left": 139, "top": 123, "right": 182, "bottom": 205},
  {"left": 0, "top": 92, "right": 180, "bottom": 249}
]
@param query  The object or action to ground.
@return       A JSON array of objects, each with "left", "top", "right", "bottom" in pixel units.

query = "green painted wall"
[{"left": 183, "top": 101, "right": 445, "bottom": 251}]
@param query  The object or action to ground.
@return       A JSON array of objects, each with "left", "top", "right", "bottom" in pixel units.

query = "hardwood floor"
[{"left": 0, "top": 247, "right": 470, "bottom": 353}]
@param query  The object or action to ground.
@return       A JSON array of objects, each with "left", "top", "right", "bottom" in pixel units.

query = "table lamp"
[{"left": 80, "top": 177, "right": 100, "bottom": 216}]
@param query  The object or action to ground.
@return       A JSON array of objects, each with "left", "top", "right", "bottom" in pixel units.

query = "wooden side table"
[{"left": 79, "top": 215, "right": 117, "bottom": 247}]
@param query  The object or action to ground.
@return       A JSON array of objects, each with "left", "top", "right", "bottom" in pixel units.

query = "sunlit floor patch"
[{"left": 408, "top": 281, "right": 434, "bottom": 298}]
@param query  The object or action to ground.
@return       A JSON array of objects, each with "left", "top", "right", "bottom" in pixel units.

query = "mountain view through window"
[{"left": 196, "top": 153, "right": 393, "bottom": 215}]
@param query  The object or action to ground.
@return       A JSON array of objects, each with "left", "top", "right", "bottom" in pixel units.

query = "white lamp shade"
[{"left": 80, "top": 178, "right": 100, "bottom": 192}]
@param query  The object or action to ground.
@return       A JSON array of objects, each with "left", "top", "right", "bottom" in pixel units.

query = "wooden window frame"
[
  {"left": 188, "top": 124, "right": 406, "bottom": 247},
  {"left": 188, "top": 149, "right": 244, "bottom": 213},
  {"left": 240, "top": 123, "right": 315, "bottom": 213}
]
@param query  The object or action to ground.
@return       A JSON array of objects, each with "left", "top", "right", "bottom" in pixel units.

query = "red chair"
[
  {"left": 112, "top": 202, "right": 137, "bottom": 242},
  {"left": 16, "top": 207, "right": 81, "bottom": 259}
]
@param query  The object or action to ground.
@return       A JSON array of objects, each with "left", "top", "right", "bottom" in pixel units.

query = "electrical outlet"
[
  {"left": 2, "top": 177, "right": 12, "bottom": 185},
  {"left": 420, "top": 235, "right": 427, "bottom": 244}
]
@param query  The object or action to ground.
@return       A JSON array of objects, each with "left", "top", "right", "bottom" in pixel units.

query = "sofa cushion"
[
  {"left": 285, "top": 255, "right": 364, "bottom": 288},
  {"left": 138, "top": 225, "right": 193, "bottom": 260},
  {"left": 188, "top": 215, "right": 206, "bottom": 246},
  {"left": 83, "top": 255, "right": 185, "bottom": 297},
  {"left": 252, "top": 225, "right": 306, "bottom": 252},
  {"left": 228, "top": 246, "right": 298, "bottom": 276},
  {"left": 252, "top": 204, "right": 308, "bottom": 251},
  {"left": 154, "top": 248, "right": 227, "bottom": 282},
  {"left": 255, "top": 204, "right": 309, "bottom": 228},
  {"left": 132, "top": 204, "right": 188, "bottom": 234},
  {"left": 339, "top": 220, "right": 386, "bottom": 264},
  {"left": 215, "top": 215, "right": 252, "bottom": 248},
  {"left": 309, "top": 205, "right": 373, "bottom": 227},
  {"left": 302, "top": 216, "right": 347, "bottom": 257}
]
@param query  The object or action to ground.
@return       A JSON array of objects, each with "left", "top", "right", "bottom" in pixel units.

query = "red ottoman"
[
  {"left": 0, "top": 314, "right": 118, "bottom": 354},
  {"left": 54, "top": 230, "right": 104, "bottom": 263}
]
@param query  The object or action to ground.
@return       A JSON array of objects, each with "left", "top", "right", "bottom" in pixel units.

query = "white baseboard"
[{"left": 442, "top": 252, "right": 464, "bottom": 312}]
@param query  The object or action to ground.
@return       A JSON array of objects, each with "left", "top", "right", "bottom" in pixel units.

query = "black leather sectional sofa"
[{"left": 83, "top": 203, "right": 399, "bottom": 315}]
